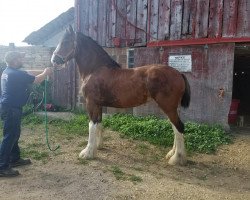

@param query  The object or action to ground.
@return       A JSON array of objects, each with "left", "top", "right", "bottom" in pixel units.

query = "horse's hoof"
[
  {"left": 168, "top": 154, "right": 187, "bottom": 166},
  {"left": 79, "top": 148, "right": 96, "bottom": 159},
  {"left": 165, "top": 149, "right": 175, "bottom": 160}
]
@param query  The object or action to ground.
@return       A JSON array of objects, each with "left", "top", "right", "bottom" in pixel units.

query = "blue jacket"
[{"left": 0, "top": 67, "right": 35, "bottom": 108}]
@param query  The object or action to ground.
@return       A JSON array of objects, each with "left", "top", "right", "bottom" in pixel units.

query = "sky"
[{"left": 0, "top": 0, "right": 74, "bottom": 46}]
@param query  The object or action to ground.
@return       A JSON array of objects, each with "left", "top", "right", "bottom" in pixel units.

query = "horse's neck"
[
  {"left": 76, "top": 55, "right": 104, "bottom": 77},
  {"left": 76, "top": 51, "right": 118, "bottom": 77},
  {"left": 76, "top": 34, "right": 121, "bottom": 76}
]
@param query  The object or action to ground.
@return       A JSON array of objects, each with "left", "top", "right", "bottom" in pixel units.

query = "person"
[{"left": 0, "top": 51, "right": 52, "bottom": 177}]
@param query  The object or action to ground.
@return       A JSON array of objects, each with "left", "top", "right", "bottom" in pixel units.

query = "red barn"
[{"left": 72, "top": 0, "right": 250, "bottom": 128}]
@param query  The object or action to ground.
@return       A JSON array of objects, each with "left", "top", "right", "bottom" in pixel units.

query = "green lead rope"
[{"left": 44, "top": 76, "right": 60, "bottom": 151}]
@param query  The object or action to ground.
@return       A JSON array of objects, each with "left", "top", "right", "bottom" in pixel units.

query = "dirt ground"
[{"left": 0, "top": 123, "right": 249, "bottom": 200}]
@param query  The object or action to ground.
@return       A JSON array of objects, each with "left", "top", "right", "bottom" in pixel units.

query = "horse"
[{"left": 51, "top": 25, "right": 191, "bottom": 166}]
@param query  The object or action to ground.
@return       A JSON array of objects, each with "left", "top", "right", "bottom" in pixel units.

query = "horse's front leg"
[
  {"left": 79, "top": 121, "right": 98, "bottom": 159},
  {"left": 96, "top": 123, "right": 104, "bottom": 149},
  {"left": 79, "top": 102, "right": 102, "bottom": 159}
]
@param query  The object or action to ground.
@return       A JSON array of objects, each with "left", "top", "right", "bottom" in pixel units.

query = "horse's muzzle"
[{"left": 51, "top": 54, "right": 65, "bottom": 67}]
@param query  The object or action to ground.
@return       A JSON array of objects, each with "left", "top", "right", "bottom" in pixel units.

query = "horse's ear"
[{"left": 66, "top": 25, "right": 74, "bottom": 34}]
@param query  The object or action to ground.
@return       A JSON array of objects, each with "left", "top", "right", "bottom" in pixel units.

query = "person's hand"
[
  {"left": 34, "top": 67, "right": 53, "bottom": 84},
  {"left": 43, "top": 67, "right": 53, "bottom": 76}
]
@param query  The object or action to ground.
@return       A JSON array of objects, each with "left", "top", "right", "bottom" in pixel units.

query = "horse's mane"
[{"left": 76, "top": 32, "right": 121, "bottom": 69}]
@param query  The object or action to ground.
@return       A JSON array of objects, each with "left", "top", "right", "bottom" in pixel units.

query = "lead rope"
[{"left": 44, "top": 75, "right": 60, "bottom": 151}]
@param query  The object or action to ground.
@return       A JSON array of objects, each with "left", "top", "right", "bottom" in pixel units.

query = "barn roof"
[{"left": 23, "top": 7, "right": 74, "bottom": 45}]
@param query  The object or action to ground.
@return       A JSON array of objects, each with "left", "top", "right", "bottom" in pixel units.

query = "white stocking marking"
[
  {"left": 79, "top": 121, "right": 98, "bottom": 159},
  {"left": 166, "top": 124, "right": 176, "bottom": 159},
  {"left": 96, "top": 123, "right": 103, "bottom": 149},
  {"left": 168, "top": 124, "right": 187, "bottom": 165}
]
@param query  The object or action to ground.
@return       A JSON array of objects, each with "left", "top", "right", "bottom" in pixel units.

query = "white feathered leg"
[
  {"left": 79, "top": 121, "right": 98, "bottom": 159},
  {"left": 96, "top": 123, "right": 103, "bottom": 149},
  {"left": 166, "top": 124, "right": 176, "bottom": 160},
  {"left": 168, "top": 125, "right": 187, "bottom": 165}
]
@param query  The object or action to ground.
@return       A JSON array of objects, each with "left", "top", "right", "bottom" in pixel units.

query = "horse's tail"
[{"left": 181, "top": 74, "right": 191, "bottom": 108}]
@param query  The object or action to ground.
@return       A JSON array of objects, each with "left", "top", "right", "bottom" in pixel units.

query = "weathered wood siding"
[
  {"left": 133, "top": 43, "right": 235, "bottom": 127},
  {"left": 52, "top": 60, "right": 77, "bottom": 109},
  {"left": 77, "top": 0, "right": 250, "bottom": 47}
]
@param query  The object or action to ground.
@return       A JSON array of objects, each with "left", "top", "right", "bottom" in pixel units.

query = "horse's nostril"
[
  {"left": 51, "top": 54, "right": 65, "bottom": 65},
  {"left": 54, "top": 56, "right": 60, "bottom": 63}
]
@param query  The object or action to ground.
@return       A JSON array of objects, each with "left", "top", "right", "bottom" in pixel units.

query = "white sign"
[{"left": 168, "top": 55, "right": 192, "bottom": 72}]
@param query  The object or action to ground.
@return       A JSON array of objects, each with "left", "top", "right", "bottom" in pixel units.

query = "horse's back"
[
  {"left": 134, "top": 64, "right": 183, "bottom": 78},
  {"left": 134, "top": 64, "right": 184, "bottom": 86}
]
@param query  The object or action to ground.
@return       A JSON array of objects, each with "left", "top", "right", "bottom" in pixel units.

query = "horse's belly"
[{"left": 106, "top": 89, "right": 150, "bottom": 108}]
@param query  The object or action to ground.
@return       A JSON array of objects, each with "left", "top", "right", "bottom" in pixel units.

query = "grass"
[
  {"left": 110, "top": 165, "right": 143, "bottom": 183},
  {"left": 102, "top": 113, "right": 232, "bottom": 154},
  {"left": 21, "top": 148, "right": 49, "bottom": 162},
  {"left": 129, "top": 175, "right": 143, "bottom": 183},
  {"left": 110, "top": 165, "right": 126, "bottom": 180},
  {"left": 22, "top": 114, "right": 89, "bottom": 136},
  {"left": 21, "top": 112, "right": 232, "bottom": 154}
]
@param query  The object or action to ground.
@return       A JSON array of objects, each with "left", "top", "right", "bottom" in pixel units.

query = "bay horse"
[{"left": 51, "top": 25, "right": 191, "bottom": 166}]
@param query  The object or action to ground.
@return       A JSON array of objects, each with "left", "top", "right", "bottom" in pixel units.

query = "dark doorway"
[{"left": 232, "top": 44, "right": 250, "bottom": 126}]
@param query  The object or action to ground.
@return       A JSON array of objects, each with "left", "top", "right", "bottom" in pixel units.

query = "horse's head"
[{"left": 51, "top": 25, "right": 76, "bottom": 67}]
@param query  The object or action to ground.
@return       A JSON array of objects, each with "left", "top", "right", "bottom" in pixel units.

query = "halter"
[{"left": 52, "top": 32, "right": 77, "bottom": 68}]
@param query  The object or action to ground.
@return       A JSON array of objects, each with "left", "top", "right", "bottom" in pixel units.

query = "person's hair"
[{"left": 4, "top": 51, "right": 25, "bottom": 65}]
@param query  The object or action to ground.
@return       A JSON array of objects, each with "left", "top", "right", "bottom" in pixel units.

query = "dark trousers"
[{"left": 0, "top": 105, "right": 22, "bottom": 170}]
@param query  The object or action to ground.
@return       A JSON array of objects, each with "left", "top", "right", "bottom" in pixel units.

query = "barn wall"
[
  {"left": 133, "top": 43, "right": 235, "bottom": 127},
  {"left": 77, "top": 0, "right": 250, "bottom": 47}
]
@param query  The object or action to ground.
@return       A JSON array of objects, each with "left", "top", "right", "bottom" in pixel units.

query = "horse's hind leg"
[
  {"left": 165, "top": 130, "right": 176, "bottom": 160},
  {"left": 166, "top": 110, "right": 187, "bottom": 165},
  {"left": 169, "top": 122, "right": 186, "bottom": 166},
  {"left": 155, "top": 98, "right": 186, "bottom": 165}
]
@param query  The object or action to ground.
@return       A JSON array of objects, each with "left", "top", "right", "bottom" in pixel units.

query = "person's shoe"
[
  {"left": 10, "top": 158, "right": 32, "bottom": 167},
  {"left": 0, "top": 168, "right": 20, "bottom": 177}
]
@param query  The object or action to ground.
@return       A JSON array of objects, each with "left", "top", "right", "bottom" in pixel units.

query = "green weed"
[
  {"left": 102, "top": 113, "right": 232, "bottom": 154},
  {"left": 129, "top": 175, "right": 143, "bottom": 183},
  {"left": 22, "top": 113, "right": 232, "bottom": 154},
  {"left": 110, "top": 165, "right": 126, "bottom": 180},
  {"left": 110, "top": 165, "right": 143, "bottom": 183},
  {"left": 21, "top": 148, "right": 49, "bottom": 161}
]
